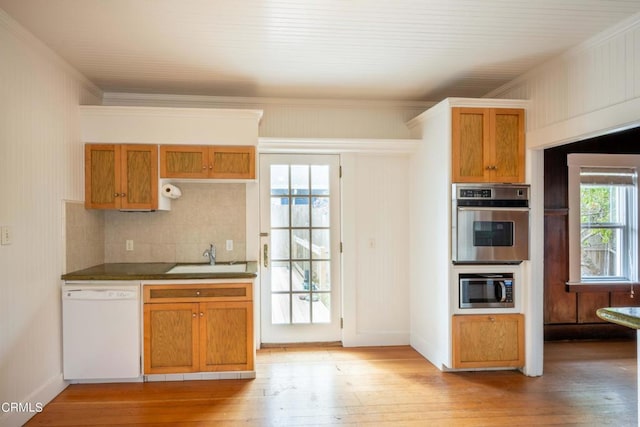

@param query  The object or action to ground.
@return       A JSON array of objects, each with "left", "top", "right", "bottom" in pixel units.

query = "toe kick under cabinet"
[{"left": 143, "top": 283, "right": 254, "bottom": 375}]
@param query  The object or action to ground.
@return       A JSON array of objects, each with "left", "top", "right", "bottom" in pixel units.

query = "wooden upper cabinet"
[
  {"left": 452, "top": 107, "right": 525, "bottom": 183},
  {"left": 160, "top": 145, "right": 255, "bottom": 179},
  {"left": 85, "top": 144, "right": 158, "bottom": 210}
]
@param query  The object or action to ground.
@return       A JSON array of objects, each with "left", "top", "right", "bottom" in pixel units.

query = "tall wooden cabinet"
[
  {"left": 451, "top": 107, "right": 525, "bottom": 183},
  {"left": 85, "top": 144, "right": 158, "bottom": 210},
  {"left": 160, "top": 145, "right": 255, "bottom": 179},
  {"left": 143, "top": 283, "right": 254, "bottom": 374}
]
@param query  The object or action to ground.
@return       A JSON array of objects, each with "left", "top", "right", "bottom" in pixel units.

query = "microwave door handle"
[{"left": 498, "top": 282, "right": 507, "bottom": 302}]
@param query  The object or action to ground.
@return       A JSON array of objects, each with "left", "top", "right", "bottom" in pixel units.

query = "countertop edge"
[
  {"left": 61, "top": 262, "right": 258, "bottom": 281},
  {"left": 596, "top": 307, "right": 640, "bottom": 330}
]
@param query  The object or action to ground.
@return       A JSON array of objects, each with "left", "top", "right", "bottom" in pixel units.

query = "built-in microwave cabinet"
[
  {"left": 160, "top": 145, "right": 255, "bottom": 180},
  {"left": 451, "top": 108, "right": 525, "bottom": 183},
  {"left": 85, "top": 144, "right": 158, "bottom": 210},
  {"left": 451, "top": 313, "right": 525, "bottom": 369}
]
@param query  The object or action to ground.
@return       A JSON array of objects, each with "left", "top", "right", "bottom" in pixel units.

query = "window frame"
[{"left": 567, "top": 153, "right": 640, "bottom": 286}]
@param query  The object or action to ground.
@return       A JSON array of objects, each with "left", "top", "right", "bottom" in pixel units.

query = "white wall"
[
  {"left": 341, "top": 153, "right": 411, "bottom": 346},
  {"left": 0, "top": 10, "right": 101, "bottom": 426}
]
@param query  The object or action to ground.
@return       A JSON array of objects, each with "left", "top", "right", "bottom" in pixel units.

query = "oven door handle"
[{"left": 456, "top": 207, "right": 529, "bottom": 212}]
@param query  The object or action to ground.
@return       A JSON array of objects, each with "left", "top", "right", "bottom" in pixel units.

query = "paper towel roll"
[{"left": 161, "top": 183, "right": 182, "bottom": 199}]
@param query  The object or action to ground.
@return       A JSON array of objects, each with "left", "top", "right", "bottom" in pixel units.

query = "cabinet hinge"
[
  {"left": 339, "top": 165, "right": 342, "bottom": 178},
  {"left": 340, "top": 242, "right": 343, "bottom": 253},
  {"left": 340, "top": 317, "right": 344, "bottom": 329}
]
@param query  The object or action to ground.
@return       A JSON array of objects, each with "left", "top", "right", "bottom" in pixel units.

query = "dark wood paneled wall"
[{"left": 543, "top": 126, "right": 640, "bottom": 340}]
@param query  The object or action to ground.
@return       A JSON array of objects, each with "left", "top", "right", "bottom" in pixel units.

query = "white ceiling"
[{"left": 1, "top": 0, "right": 640, "bottom": 101}]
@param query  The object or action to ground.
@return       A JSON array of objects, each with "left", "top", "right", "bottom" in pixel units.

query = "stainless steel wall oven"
[{"left": 452, "top": 183, "right": 530, "bottom": 264}]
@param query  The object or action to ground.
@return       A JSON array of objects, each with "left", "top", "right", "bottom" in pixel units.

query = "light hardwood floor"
[{"left": 26, "top": 340, "right": 637, "bottom": 426}]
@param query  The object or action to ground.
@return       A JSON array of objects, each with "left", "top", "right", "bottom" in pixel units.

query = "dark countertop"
[
  {"left": 596, "top": 307, "right": 640, "bottom": 330},
  {"left": 61, "top": 262, "right": 258, "bottom": 281}
]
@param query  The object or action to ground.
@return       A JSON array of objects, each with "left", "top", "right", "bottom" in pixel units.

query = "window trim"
[{"left": 567, "top": 153, "right": 640, "bottom": 286}]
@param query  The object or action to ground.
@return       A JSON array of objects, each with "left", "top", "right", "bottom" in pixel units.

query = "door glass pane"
[
  {"left": 312, "top": 197, "right": 329, "bottom": 227},
  {"left": 271, "top": 261, "right": 290, "bottom": 292},
  {"left": 292, "top": 261, "right": 311, "bottom": 291},
  {"left": 272, "top": 294, "right": 290, "bottom": 324},
  {"left": 271, "top": 197, "right": 289, "bottom": 227},
  {"left": 292, "top": 229, "right": 310, "bottom": 260},
  {"left": 271, "top": 230, "right": 290, "bottom": 260},
  {"left": 271, "top": 165, "right": 289, "bottom": 195},
  {"left": 311, "top": 229, "right": 330, "bottom": 259},
  {"left": 314, "top": 294, "right": 331, "bottom": 323},
  {"left": 292, "top": 293, "right": 311, "bottom": 324},
  {"left": 311, "top": 165, "right": 330, "bottom": 195},
  {"left": 291, "top": 197, "right": 310, "bottom": 227},
  {"left": 312, "top": 261, "right": 331, "bottom": 291},
  {"left": 291, "top": 165, "right": 309, "bottom": 195}
]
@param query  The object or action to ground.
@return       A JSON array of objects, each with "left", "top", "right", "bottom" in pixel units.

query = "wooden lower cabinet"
[
  {"left": 143, "top": 283, "right": 254, "bottom": 374},
  {"left": 451, "top": 314, "right": 525, "bottom": 369}
]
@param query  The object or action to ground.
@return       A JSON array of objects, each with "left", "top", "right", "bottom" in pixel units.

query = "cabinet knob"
[
  {"left": 200, "top": 312, "right": 204, "bottom": 317},
  {"left": 192, "top": 313, "right": 197, "bottom": 318},
  {"left": 209, "top": 165, "right": 213, "bottom": 169},
  {"left": 113, "top": 193, "right": 120, "bottom": 197},
  {"left": 488, "top": 316, "right": 496, "bottom": 322},
  {"left": 120, "top": 193, "right": 126, "bottom": 197},
  {"left": 196, "top": 291, "right": 200, "bottom": 296},
  {"left": 202, "top": 165, "right": 207, "bottom": 170}
]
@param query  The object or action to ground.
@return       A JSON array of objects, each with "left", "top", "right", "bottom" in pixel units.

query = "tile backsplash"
[{"left": 65, "top": 183, "right": 247, "bottom": 269}]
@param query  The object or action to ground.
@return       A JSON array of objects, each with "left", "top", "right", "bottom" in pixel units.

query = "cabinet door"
[
  {"left": 451, "top": 314, "right": 524, "bottom": 369},
  {"left": 209, "top": 146, "right": 255, "bottom": 179},
  {"left": 85, "top": 144, "right": 120, "bottom": 209},
  {"left": 144, "top": 303, "right": 199, "bottom": 374},
  {"left": 451, "top": 108, "right": 490, "bottom": 182},
  {"left": 121, "top": 144, "right": 158, "bottom": 210},
  {"left": 199, "top": 301, "right": 254, "bottom": 371},
  {"left": 491, "top": 108, "right": 525, "bottom": 183},
  {"left": 160, "top": 145, "right": 209, "bottom": 178}
]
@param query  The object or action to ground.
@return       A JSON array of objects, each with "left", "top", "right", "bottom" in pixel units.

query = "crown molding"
[
  {"left": 259, "top": 137, "right": 420, "bottom": 154},
  {"left": 79, "top": 105, "right": 263, "bottom": 121},
  {"left": 102, "top": 91, "right": 434, "bottom": 110},
  {"left": 0, "top": 9, "right": 102, "bottom": 100}
]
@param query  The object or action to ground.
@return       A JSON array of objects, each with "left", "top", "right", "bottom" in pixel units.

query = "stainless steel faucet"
[{"left": 203, "top": 243, "right": 216, "bottom": 265}]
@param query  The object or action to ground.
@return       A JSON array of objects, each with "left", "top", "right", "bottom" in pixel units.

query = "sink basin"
[{"left": 167, "top": 264, "right": 247, "bottom": 274}]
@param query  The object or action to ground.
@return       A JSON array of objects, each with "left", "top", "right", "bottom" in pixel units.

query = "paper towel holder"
[{"left": 161, "top": 183, "right": 182, "bottom": 199}]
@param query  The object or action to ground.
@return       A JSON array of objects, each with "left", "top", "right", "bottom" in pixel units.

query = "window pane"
[
  {"left": 580, "top": 185, "right": 621, "bottom": 224},
  {"left": 292, "top": 261, "right": 311, "bottom": 291},
  {"left": 312, "top": 294, "right": 331, "bottom": 323},
  {"left": 292, "top": 229, "right": 310, "bottom": 260},
  {"left": 292, "top": 293, "right": 311, "bottom": 324},
  {"left": 581, "top": 228, "right": 622, "bottom": 278}
]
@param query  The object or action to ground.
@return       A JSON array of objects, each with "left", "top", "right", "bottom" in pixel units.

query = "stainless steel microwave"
[
  {"left": 452, "top": 184, "right": 530, "bottom": 264},
  {"left": 459, "top": 273, "right": 514, "bottom": 309}
]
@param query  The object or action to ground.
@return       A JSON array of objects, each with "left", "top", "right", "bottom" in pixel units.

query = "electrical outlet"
[
  {"left": 226, "top": 240, "right": 233, "bottom": 251},
  {"left": 126, "top": 240, "right": 134, "bottom": 251},
  {"left": 1, "top": 226, "right": 12, "bottom": 245}
]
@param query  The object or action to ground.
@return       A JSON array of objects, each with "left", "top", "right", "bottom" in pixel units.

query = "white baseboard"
[
  {"left": 0, "top": 373, "right": 67, "bottom": 427},
  {"left": 342, "top": 332, "right": 410, "bottom": 347}
]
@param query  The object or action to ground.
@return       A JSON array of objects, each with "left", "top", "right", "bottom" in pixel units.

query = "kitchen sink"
[{"left": 167, "top": 263, "right": 247, "bottom": 274}]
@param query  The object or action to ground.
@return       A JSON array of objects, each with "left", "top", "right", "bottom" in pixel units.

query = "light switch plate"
[
  {"left": 126, "top": 240, "right": 134, "bottom": 251},
  {"left": 226, "top": 240, "right": 233, "bottom": 251},
  {"left": 1, "top": 226, "right": 12, "bottom": 245}
]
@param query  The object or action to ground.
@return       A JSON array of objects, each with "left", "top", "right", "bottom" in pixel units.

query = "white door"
[{"left": 260, "top": 154, "right": 342, "bottom": 343}]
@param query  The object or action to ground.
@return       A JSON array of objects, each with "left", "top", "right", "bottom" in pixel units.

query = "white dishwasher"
[{"left": 62, "top": 282, "right": 140, "bottom": 380}]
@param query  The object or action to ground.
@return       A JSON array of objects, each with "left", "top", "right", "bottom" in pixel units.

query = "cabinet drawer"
[{"left": 144, "top": 283, "right": 252, "bottom": 303}]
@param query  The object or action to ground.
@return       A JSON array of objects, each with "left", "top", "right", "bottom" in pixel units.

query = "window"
[{"left": 568, "top": 154, "right": 640, "bottom": 285}]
